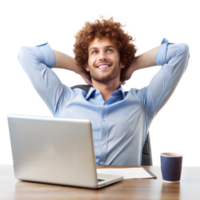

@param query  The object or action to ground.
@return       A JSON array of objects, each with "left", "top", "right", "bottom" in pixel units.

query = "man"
[{"left": 18, "top": 17, "right": 190, "bottom": 165}]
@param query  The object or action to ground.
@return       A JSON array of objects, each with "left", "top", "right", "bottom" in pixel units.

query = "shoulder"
[
  {"left": 64, "top": 86, "right": 87, "bottom": 100},
  {"left": 124, "top": 87, "right": 148, "bottom": 103}
]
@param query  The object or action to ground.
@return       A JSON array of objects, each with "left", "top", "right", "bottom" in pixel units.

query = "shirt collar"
[{"left": 85, "top": 85, "right": 125, "bottom": 100}]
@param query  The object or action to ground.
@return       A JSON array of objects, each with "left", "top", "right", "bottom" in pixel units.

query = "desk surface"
[{"left": 0, "top": 165, "right": 200, "bottom": 200}]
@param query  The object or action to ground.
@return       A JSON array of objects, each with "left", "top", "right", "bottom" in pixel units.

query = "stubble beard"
[{"left": 89, "top": 62, "right": 121, "bottom": 83}]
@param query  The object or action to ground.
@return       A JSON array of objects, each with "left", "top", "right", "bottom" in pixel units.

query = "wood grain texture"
[{"left": 0, "top": 165, "right": 200, "bottom": 200}]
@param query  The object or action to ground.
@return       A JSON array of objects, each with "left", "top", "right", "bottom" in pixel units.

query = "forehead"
[{"left": 88, "top": 37, "right": 117, "bottom": 50}]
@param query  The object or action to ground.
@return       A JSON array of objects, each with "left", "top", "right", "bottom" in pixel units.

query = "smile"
[{"left": 97, "top": 64, "right": 111, "bottom": 71}]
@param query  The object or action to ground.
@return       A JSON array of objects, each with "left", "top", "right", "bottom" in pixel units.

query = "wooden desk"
[{"left": 0, "top": 165, "right": 200, "bottom": 200}]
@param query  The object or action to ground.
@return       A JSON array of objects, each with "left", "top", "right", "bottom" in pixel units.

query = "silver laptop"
[{"left": 7, "top": 114, "right": 123, "bottom": 189}]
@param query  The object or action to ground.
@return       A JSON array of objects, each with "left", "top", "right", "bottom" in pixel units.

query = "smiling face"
[{"left": 85, "top": 37, "right": 125, "bottom": 84}]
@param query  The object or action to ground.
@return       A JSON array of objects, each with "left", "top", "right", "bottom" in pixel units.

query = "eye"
[
  {"left": 91, "top": 50, "right": 98, "bottom": 54},
  {"left": 91, "top": 49, "right": 113, "bottom": 54}
]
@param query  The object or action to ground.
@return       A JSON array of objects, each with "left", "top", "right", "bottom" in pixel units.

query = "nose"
[{"left": 99, "top": 51, "right": 107, "bottom": 61}]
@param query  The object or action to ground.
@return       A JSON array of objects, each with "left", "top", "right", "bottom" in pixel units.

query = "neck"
[{"left": 92, "top": 78, "right": 120, "bottom": 101}]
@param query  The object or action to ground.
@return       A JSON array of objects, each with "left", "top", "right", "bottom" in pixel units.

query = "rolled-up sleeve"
[
  {"left": 139, "top": 38, "right": 190, "bottom": 121},
  {"left": 18, "top": 43, "right": 73, "bottom": 116}
]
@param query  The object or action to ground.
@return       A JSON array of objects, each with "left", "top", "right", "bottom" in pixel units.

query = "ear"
[
  {"left": 120, "top": 62, "right": 125, "bottom": 69},
  {"left": 85, "top": 63, "right": 90, "bottom": 71}
]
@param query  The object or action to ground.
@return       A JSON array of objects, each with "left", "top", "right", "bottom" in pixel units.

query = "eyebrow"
[{"left": 89, "top": 45, "right": 115, "bottom": 52}]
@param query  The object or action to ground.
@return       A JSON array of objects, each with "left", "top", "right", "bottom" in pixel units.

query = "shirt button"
[
  {"left": 102, "top": 142, "right": 106, "bottom": 145},
  {"left": 100, "top": 162, "right": 103, "bottom": 165},
  {"left": 103, "top": 119, "right": 106, "bottom": 121}
]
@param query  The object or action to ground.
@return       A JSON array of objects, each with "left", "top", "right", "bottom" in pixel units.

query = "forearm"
[
  {"left": 53, "top": 50, "right": 81, "bottom": 74},
  {"left": 130, "top": 44, "right": 163, "bottom": 71}
]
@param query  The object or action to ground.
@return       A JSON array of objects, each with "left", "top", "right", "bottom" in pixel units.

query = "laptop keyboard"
[{"left": 98, "top": 179, "right": 105, "bottom": 182}]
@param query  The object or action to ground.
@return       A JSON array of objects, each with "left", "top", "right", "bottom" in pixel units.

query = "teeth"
[{"left": 98, "top": 65, "right": 110, "bottom": 69}]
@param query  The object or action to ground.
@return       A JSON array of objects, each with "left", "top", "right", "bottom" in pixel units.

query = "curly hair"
[{"left": 73, "top": 16, "right": 137, "bottom": 85}]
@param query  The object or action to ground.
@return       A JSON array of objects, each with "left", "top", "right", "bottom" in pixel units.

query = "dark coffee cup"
[{"left": 160, "top": 153, "right": 183, "bottom": 183}]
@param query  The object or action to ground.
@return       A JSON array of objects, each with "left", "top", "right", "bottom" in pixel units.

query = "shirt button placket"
[{"left": 99, "top": 104, "right": 108, "bottom": 165}]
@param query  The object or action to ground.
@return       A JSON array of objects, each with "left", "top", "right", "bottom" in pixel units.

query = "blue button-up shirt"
[{"left": 18, "top": 39, "right": 190, "bottom": 165}]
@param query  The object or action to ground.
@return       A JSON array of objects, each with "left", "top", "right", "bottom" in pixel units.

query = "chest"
[{"left": 57, "top": 95, "right": 146, "bottom": 137}]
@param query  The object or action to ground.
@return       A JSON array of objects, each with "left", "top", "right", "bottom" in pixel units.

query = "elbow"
[
  {"left": 179, "top": 43, "right": 190, "bottom": 57},
  {"left": 18, "top": 45, "right": 26, "bottom": 53},
  {"left": 18, "top": 45, "right": 27, "bottom": 58},
  {"left": 18, "top": 45, "right": 38, "bottom": 65}
]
